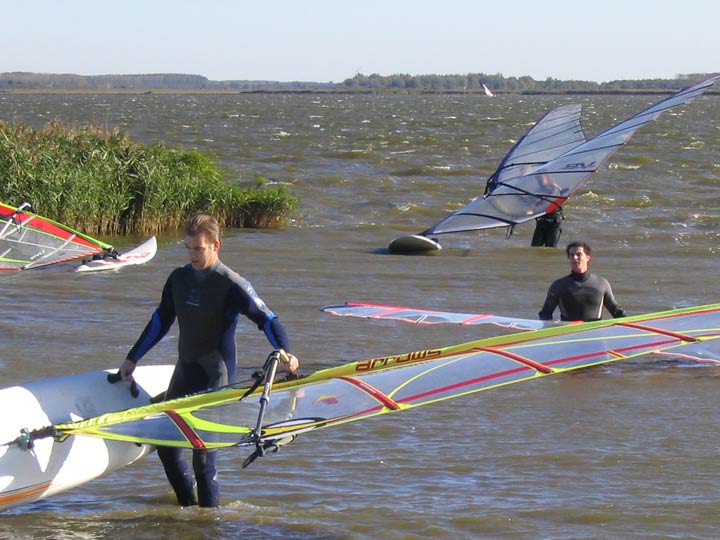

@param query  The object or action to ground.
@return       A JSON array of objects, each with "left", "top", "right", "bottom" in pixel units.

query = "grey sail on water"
[{"left": 418, "top": 74, "right": 720, "bottom": 238}]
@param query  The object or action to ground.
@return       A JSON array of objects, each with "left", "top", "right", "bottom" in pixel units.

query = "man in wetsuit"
[
  {"left": 530, "top": 208, "right": 563, "bottom": 248},
  {"left": 117, "top": 213, "right": 299, "bottom": 508},
  {"left": 538, "top": 241, "right": 626, "bottom": 322},
  {"left": 530, "top": 174, "right": 565, "bottom": 248}
]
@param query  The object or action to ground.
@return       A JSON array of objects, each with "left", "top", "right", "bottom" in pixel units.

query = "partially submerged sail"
[
  {"left": 15, "top": 303, "right": 720, "bottom": 455},
  {"left": 75, "top": 236, "right": 157, "bottom": 273},
  {"left": 321, "top": 301, "right": 566, "bottom": 330},
  {"left": 0, "top": 202, "right": 156, "bottom": 272},
  {"left": 388, "top": 103, "right": 585, "bottom": 252},
  {"left": 0, "top": 202, "right": 114, "bottom": 270},
  {"left": 420, "top": 74, "right": 720, "bottom": 238}
]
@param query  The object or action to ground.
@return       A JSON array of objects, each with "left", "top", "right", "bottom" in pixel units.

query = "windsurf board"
[
  {"left": 388, "top": 234, "right": 442, "bottom": 254},
  {"left": 76, "top": 236, "right": 157, "bottom": 273},
  {"left": 0, "top": 365, "right": 173, "bottom": 511}
]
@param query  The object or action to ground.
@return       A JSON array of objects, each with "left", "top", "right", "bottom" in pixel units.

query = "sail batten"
[
  {"left": 617, "top": 322, "right": 700, "bottom": 343},
  {"left": 476, "top": 347, "right": 554, "bottom": 373}
]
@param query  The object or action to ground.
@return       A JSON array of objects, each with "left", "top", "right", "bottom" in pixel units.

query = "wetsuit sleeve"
[
  {"left": 264, "top": 316, "right": 290, "bottom": 351},
  {"left": 603, "top": 283, "right": 626, "bottom": 318},
  {"left": 538, "top": 281, "right": 560, "bottom": 320},
  {"left": 126, "top": 276, "right": 177, "bottom": 363},
  {"left": 228, "top": 279, "right": 291, "bottom": 352}
]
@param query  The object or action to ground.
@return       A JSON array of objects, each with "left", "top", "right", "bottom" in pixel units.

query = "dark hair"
[
  {"left": 565, "top": 241, "right": 591, "bottom": 258},
  {"left": 184, "top": 213, "right": 222, "bottom": 242}
]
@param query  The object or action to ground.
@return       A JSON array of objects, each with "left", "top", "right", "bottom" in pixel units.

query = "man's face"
[
  {"left": 567, "top": 246, "right": 590, "bottom": 274},
  {"left": 184, "top": 233, "right": 219, "bottom": 271}
]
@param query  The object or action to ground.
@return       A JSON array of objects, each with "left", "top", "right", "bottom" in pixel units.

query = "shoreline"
[{"left": 3, "top": 88, "right": 717, "bottom": 96}]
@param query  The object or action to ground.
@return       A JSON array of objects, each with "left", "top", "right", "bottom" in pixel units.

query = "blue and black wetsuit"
[
  {"left": 126, "top": 260, "right": 290, "bottom": 507},
  {"left": 538, "top": 271, "right": 626, "bottom": 322}
]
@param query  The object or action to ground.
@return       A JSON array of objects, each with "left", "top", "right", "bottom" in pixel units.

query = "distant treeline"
[
  {"left": 340, "top": 73, "right": 716, "bottom": 93},
  {"left": 0, "top": 71, "right": 715, "bottom": 94},
  {"left": 0, "top": 72, "right": 334, "bottom": 92}
]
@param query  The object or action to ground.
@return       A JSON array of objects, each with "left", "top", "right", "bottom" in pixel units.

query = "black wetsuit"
[
  {"left": 126, "top": 260, "right": 290, "bottom": 507},
  {"left": 538, "top": 271, "right": 626, "bottom": 322},
  {"left": 531, "top": 209, "right": 563, "bottom": 248}
]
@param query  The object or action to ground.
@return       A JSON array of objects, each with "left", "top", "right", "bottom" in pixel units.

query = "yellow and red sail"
[{"left": 51, "top": 303, "right": 720, "bottom": 451}]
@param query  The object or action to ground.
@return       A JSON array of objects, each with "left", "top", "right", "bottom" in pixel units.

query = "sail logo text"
[
  {"left": 355, "top": 349, "right": 443, "bottom": 372},
  {"left": 563, "top": 161, "right": 596, "bottom": 170}
]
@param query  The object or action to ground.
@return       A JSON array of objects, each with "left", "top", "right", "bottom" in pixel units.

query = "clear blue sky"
[{"left": 3, "top": 0, "right": 717, "bottom": 83}]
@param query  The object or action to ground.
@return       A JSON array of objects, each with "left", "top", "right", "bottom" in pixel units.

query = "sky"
[{"left": 3, "top": 0, "right": 718, "bottom": 84}]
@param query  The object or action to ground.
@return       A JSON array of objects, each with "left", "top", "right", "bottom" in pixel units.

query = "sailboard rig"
[
  {"left": 0, "top": 201, "right": 155, "bottom": 272},
  {"left": 8, "top": 303, "right": 720, "bottom": 466},
  {"left": 389, "top": 74, "right": 720, "bottom": 253},
  {"left": 321, "top": 301, "right": 567, "bottom": 331},
  {"left": 482, "top": 83, "right": 495, "bottom": 97}
]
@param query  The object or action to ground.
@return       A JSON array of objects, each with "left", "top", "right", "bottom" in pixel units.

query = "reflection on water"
[{"left": 1, "top": 92, "right": 719, "bottom": 539}]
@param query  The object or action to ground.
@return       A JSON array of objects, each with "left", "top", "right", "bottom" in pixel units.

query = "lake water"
[{"left": 0, "top": 90, "right": 719, "bottom": 539}]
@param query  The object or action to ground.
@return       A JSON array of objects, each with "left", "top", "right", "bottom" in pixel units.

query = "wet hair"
[
  {"left": 565, "top": 241, "right": 591, "bottom": 258},
  {"left": 184, "top": 213, "right": 222, "bottom": 243}
]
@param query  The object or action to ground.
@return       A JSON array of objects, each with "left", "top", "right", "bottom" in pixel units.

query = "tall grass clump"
[{"left": 0, "top": 119, "right": 298, "bottom": 236}]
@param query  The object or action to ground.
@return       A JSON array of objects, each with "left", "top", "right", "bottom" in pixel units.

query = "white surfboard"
[
  {"left": 388, "top": 234, "right": 442, "bottom": 254},
  {"left": 0, "top": 365, "right": 173, "bottom": 511},
  {"left": 76, "top": 236, "right": 157, "bottom": 273}
]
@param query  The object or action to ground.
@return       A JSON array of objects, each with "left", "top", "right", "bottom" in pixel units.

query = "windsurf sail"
[
  {"left": 321, "top": 301, "right": 568, "bottom": 330},
  {"left": 481, "top": 104, "right": 586, "bottom": 197},
  {"left": 0, "top": 202, "right": 115, "bottom": 270},
  {"left": 482, "top": 83, "right": 495, "bottom": 97},
  {"left": 421, "top": 74, "right": 720, "bottom": 237},
  {"left": 15, "top": 303, "right": 720, "bottom": 456}
]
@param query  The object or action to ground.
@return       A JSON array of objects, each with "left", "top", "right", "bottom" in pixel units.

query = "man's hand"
[
  {"left": 119, "top": 359, "right": 136, "bottom": 381},
  {"left": 280, "top": 352, "right": 300, "bottom": 374}
]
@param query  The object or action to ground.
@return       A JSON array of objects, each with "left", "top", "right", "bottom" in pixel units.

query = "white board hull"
[
  {"left": 388, "top": 234, "right": 442, "bottom": 254},
  {"left": 0, "top": 365, "right": 173, "bottom": 511},
  {"left": 76, "top": 236, "right": 157, "bottom": 273}
]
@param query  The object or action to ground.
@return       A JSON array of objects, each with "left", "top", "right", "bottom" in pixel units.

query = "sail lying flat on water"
[
  {"left": 26, "top": 303, "right": 720, "bottom": 452},
  {"left": 421, "top": 74, "right": 720, "bottom": 237},
  {"left": 0, "top": 202, "right": 114, "bottom": 271},
  {"left": 321, "top": 301, "right": 566, "bottom": 330}
]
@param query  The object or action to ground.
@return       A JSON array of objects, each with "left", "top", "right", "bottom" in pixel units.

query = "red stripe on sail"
[
  {"left": 618, "top": 321, "right": 700, "bottom": 343},
  {"left": 475, "top": 347, "right": 553, "bottom": 374},
  {"left": 165, "top": 410, "right": 207, "bottom": 449},
  {"left": 339, "top": 376, "right": 401, "bottom": 410}
]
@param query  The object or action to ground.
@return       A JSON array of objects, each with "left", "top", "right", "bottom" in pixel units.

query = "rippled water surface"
[{"left": 1, "top": 91, "right": 719, "bottom": 539}]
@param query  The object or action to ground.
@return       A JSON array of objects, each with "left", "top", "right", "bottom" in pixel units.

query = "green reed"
[{"left": 0, "top": 119, "right": 298, "bottom": 236}]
